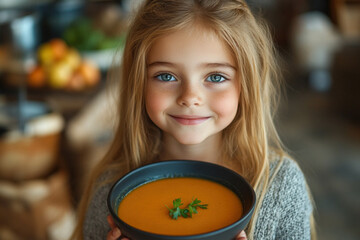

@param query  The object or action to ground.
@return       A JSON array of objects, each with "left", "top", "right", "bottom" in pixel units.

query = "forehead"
[{"left": 147, "top": 24, "right": 235, "bottom": 66}]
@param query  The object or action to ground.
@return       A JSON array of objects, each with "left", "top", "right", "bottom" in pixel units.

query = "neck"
[{"left": 159, "top": 133, "right": 223, "bottom": 164}]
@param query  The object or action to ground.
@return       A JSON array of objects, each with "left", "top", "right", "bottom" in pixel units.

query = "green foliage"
[{"left": 63, "top": 17, "right": 126, "bottom": 51}]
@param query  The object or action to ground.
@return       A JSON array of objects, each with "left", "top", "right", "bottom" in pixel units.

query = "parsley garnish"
[{"left": 166, "top": 198, "right": 208, "bottom": 220}]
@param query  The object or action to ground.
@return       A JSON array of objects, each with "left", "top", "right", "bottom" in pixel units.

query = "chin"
[{"left": 174, "top": 135, "right": 208, "bottom": 145}]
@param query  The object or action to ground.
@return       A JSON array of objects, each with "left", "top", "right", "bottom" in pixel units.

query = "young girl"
[{"left": 72, "top": 0, "right": 316, "bottom": 239}]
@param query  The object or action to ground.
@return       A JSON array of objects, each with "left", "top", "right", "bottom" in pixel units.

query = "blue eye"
[
  {"left": 206, "top": 74, "right": 226, "bottom": 83},
  {"left": 156, "top": 73, "right": 176, "bottom": 82}
]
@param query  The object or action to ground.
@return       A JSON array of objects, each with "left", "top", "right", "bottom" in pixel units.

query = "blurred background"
[{"left": 0, "top": 0, "right": 359, "bottom": 239}]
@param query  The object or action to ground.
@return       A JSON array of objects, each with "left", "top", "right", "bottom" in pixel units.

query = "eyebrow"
[
  {"left": 202, "top": 62, "right": 237, "bottom": 71},
  {"left": 147, "top": 61, "right": 237, "bottom": 71},
  {"left": 147, "top": 61, "right": 174, "bottom": 68}
]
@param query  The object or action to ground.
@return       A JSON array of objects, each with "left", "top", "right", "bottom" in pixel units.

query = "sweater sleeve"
[
  {"left": 254, "top": 157, "right": 313, "bottom": 240},
  {"left": 83, "top": 183, "right": 112, "bottom": 240},
  {"left": 275, "top": 158, "right": 312, "bottom": 240}
]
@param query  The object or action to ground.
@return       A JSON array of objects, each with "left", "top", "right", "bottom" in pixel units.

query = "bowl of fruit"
[{"left": 27, "top": 38, "right": 101, "bottom": 91}]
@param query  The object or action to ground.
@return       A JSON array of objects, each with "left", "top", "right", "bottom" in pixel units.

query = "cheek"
[
  {"left": 211, "top": 91, "right": 239, "bottom": 121},
  {"left": 145, "top": 86, "right": 170, "bottom": 119}
]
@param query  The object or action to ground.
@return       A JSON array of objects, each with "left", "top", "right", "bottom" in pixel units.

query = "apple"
[
  {"left": 62, "top": 48, "right": 81, "bottom": 70},
  {"left": 37, "top": 43, "right": 54, "bottom": 67},
  {"left": 48, "top": 61, "right": 73, "bottom": 89},
  {"left": 67, "top": 71, "right": 86, "bottom": 91}
]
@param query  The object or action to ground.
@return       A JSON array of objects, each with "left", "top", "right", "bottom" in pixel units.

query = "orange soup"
[{"left": 117, "top": 177, "right": 243, "bottom": 236}]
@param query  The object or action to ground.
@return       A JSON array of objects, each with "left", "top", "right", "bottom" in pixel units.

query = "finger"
[
  {"left": 236, "top": 230, "right": 247, "bottom": 240},
  {"left": 107, "top": 215, "right": 129, "bottom": 240},
  {"left": 107, "top": 215, "right": 116, "bottom": 229},
  {"left": 106, "top": 227, "right": 121, "bottom": 240}
]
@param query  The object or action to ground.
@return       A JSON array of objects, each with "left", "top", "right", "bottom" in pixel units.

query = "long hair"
[{"left": 72, "top": 1, "right": 316, "bottom": 239}]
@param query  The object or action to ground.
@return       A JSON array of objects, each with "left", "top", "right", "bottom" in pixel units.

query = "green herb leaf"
[
  {"left": 173, "top": 198, "right": 183, "bottom": 208},
  {"left": 166, "top": 198, "right": 208, "bottom": 220}
]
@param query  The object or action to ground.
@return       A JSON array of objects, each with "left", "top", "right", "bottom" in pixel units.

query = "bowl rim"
[{"left": 107, "top": 159, "right": 256, "bottom": 238}]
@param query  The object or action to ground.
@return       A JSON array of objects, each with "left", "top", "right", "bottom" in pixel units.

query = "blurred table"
[{"left": 0, "top": 72, "right": 106, "bottom": 122}]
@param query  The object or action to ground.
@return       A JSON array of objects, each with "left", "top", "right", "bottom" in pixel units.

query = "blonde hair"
[{"left": 72, "top": 0, "right": 316, "bottom": 239}]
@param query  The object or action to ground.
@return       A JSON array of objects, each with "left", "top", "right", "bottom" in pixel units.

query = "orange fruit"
[
  {"left": 49, "top": 38, "right": 68, "bottom": 61},
  {"left": 27, "top": 65, "right": 46, "bottom": 87},
  {"left": 78, "top": 61, "right": 100, "bottom": 87}
]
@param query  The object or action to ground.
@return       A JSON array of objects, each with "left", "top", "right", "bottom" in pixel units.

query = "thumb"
[{"left": 106, "top": 227, "right": 121, "bottom": 240}]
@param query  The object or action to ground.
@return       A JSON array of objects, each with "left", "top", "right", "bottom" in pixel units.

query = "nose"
[{"left": 177, "top": 82, "right": 203, "bottom": 107}]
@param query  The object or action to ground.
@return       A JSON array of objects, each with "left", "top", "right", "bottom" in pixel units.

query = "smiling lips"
[{"left": 170, "top": 115, "right": 210, "bottom": 125}]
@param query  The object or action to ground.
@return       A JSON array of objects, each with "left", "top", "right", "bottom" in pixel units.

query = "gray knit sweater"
[{"left": 83, "top": 157, "right": 313, "bottom": 239}]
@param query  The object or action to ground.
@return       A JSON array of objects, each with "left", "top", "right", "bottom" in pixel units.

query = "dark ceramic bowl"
[{"left": 107, "top": 160, "right": 256, "bottom": 240}]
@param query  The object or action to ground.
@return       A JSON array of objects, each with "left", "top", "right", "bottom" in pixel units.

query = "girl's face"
[{"left": 145, "top": 25, "right": 240, "bottom": 145}]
